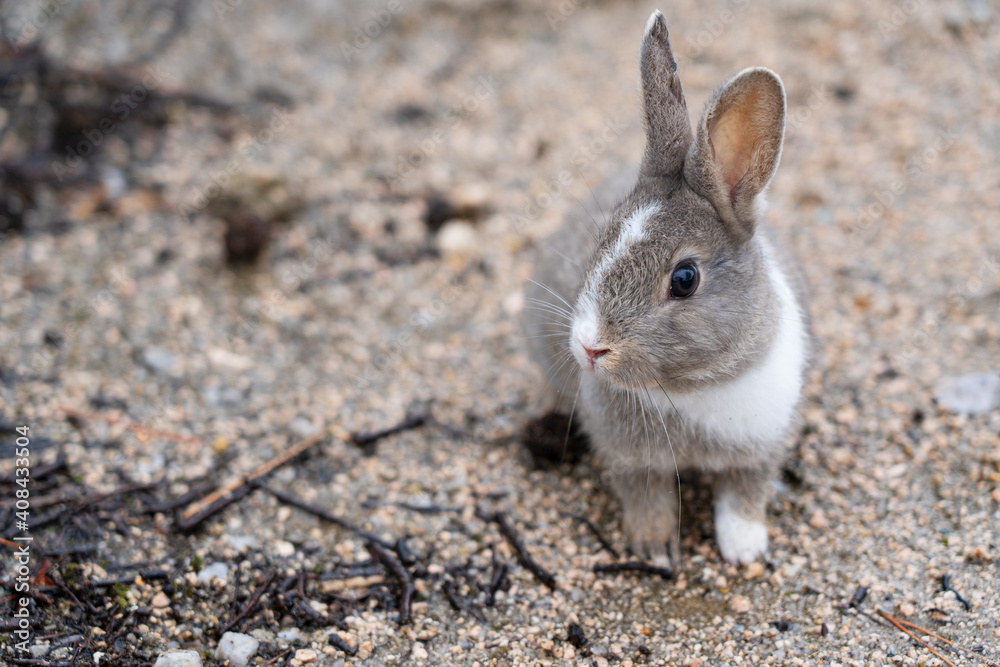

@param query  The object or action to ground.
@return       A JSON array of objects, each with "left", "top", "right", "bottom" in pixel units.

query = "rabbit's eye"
[{"left": 670, "top": 264, "right": 699, "bottom": 298}]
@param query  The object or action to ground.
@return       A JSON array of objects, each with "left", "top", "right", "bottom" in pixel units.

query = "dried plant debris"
[
  {"left": 223, "top": 211, "right": 271, "bottom": 266},
  {"left": 421, "top": 190, "right": 489, "bottom": 233}
]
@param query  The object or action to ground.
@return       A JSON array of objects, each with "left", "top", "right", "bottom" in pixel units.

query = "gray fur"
[
  {"left": 524, "top": 11, "right": 807, "bottom": 565},
  {"left": 639, "top": 12, "right": 692, "bottom": 179}
]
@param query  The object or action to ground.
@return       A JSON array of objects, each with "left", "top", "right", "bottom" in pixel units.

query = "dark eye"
[{"left": 670, "top": 264, "right": 699, "bottom": 299}]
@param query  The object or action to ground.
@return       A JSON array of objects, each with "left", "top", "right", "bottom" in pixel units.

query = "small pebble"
[
  {"left": 729, "top": 595, "right": 752, "bottom": 614},
  {"left": 277, "top": 628, "right": 302, "bottom": 642},
  {"left": 215, "top": 633, "right": 259, "bottom": 667},
  {"left": 141, "top": 347, "right": 177, "bottom": 374},
  {"left": 934, "top": 371, "right": 1000, "bottom": 415},
  {"left": 567, "top": 622, "right": 588, "bottom": 648},
  {"left": 290, "top": 416, "right": 320, "bottom": 437},
  {"left": 153, "top": 650, "right": 202, "bottom": 667},
  {"left": 293, "top": 648, "right": 318, "bottom": 663},
  {"left": 225, "top": 536, "right": 259, "bottom": 552},
  {"left": 211, "top": 436, "right": 229, "bottom": 454},
  {"left": 435, "top": 221, "right": 480, "bottom": 257},
  {"left": 966, "top": 546, "right": 993, "bottom": 563},
  {"left": 197, "top": 562, "right": 230, "bottom": 584},
  {"left": 273, "top": 540, "right": 296, "bottom": 558}
]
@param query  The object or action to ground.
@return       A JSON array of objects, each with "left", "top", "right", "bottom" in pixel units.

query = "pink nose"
[{"left": 583, "top": 345, "right": 609, "bottom": 362}]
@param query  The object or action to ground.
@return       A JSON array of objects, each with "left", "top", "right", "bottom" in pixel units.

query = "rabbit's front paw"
[
  {"left": 619, "top": 490, "right": 680, "bottom": 568},
  {"left": 715, "top": 502, "right": 768, "bottom": 565},
  {"left": 624, "top": 514, "right": 678, "bottom": 568}
]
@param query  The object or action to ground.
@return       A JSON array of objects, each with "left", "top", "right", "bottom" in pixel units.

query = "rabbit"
[{"left": 524, "top": 10, "right": 808, "bottom": 566}]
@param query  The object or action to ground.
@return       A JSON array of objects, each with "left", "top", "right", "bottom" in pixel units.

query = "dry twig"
[
  {"left": 366, "top": 540, "right": 415, "bottom": 624},
  {"left": 180, "top": 430, "right": 328, "bottom": 526},
  {"left": 593, "top": 561, "right": 673, "bottom": 580},
  {"left": 60, "top": 405, "right": 201, "bottom": 444},
  {"left": 875, "top": 609, "right": 1000, "bottom": 667},
  {"left": 875, "top": 609, "right": 956, "bottom": 667},
  {"left": 478, "top": 510, "right": 557, "bottom": 590},
  {"left": 218, "top": 570, "right": 278, "bottom": 636}
]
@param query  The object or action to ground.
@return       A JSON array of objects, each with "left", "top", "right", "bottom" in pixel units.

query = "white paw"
[
  {"left": 650, "top": 551, "right": 674, "bottom": 571},
  {"left": 715, "top": 503, "right": 768, "bottom": 566}
]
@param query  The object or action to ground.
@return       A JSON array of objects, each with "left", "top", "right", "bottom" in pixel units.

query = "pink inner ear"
[
  {"left": 709, "top": 113, "right": 751, "bottom": 191},
  {"left": 708, "top": 86, "right": 768, "bottom": 194}
]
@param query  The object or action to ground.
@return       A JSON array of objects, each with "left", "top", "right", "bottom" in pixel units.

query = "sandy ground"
[{"left": 1, "top": 0, "right": 999, "bottom": 665}]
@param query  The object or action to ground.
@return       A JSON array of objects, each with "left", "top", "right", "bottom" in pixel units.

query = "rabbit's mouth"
[
  {"left": 572, "top": 335, "right": 610, "bottom": 373},
  {"left": 570, "top": 333, "right": 660, "bottom": 392},
  {"left": 570, "top": 303, "right": 648, "bottom": 384},
  {"left": 570, "top": 306, "right": 614, "bottom": 375}
]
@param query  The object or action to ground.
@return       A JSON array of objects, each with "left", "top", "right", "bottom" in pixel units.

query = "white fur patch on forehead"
[
  {"left": 589, "top": 203, "right": 659, "bottom": 290},
  {"left": 618, "top": 202, "right": 656, "bottom": 249}
]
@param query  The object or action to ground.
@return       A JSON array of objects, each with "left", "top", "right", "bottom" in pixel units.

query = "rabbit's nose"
[{"left": 583, "top": 345, "right": 609, "bottom": 361}]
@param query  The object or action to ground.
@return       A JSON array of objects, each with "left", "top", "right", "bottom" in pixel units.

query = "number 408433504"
[{"left": 14, "top": 426, "right": 31, "bottom": 529}]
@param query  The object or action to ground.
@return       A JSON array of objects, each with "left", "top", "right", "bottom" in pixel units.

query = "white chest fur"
[{"left": 646, "top": 236, "right": 807, "bottom": 448}]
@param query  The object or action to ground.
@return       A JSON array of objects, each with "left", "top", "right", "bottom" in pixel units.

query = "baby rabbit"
[{"left": 525, "top": 10, "right": 807, "bottom": 566}]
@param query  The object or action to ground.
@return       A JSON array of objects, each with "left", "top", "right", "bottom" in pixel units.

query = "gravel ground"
[{"left": 1, "top": 0, "right": 999, "bottom": 665}]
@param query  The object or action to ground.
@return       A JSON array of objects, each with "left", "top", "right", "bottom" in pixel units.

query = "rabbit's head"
[{"left": 570, "top": 11, "right": 787, "bottom": 394}]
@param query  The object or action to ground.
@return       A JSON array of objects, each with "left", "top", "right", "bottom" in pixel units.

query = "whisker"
[
  {"left": 527, "top": 279, "right": 574, "bottom": 311},
  {"left": 632, "top": 371, "right": 653, "bottom": 510},
  {"left": 542, "top": 241, "right": 584, "bottom": 270},
  {"left": 547, "top": 352, "right": 578, "bottom": 386},
  {"left": 523, "top": 311, "right": 573, "bottom": 327},
  {"left": 649, "top": 379, "right": 683, "bottom": 553},
  {"left": 524, "top": 332, "right": 573, "bottom": 340},
  {"left": 523, "top": 317, "right": 572, "bottom": 328},
  {"left": 524, "top": 300, "right": 573, "bottom": 320},
  {"left": 563, "top": 184, "right": 602, "bottom": 244},
  {"left": 563, "top": 380, "right": 582, "bottom": 463},
  {"left": 577, "top": 164, "right": 608, "bottom": 226}
]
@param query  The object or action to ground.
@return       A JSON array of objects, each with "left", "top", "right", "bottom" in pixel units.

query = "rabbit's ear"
[
  {"left": 685, "top": 68, "right": 786, "bottom": 243},
  {"left": 639, "top": 11, "right": 693, "bottom": 180}
]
